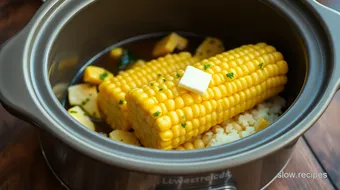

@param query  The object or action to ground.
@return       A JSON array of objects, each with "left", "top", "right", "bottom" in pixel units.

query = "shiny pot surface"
[{"left": 0, "top": 0, "right": 339, "bottom": 189}]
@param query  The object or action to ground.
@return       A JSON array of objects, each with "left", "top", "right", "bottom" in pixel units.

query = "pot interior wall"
[{"left": 48, "top": 0, "right": 306, "bottom": 120}]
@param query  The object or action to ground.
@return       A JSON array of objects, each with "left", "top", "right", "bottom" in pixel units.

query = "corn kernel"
[
  {"left": 172, "top": 125, "right": 181, "bottom": 137},
  {"left": 183, "top": 142, "right": 195, "bottom": 150},
  {"left": 176, "top": 146, "right": 185, "bottom": 150},
  {"left": 154, "top": 116, "right": 172, "bottom": 131},
  {"left": 175, "top": 97, "right": 185, "bottom": 109},
  {"left": 182, "top": 94, "right": 194, "bottom": 106},
  {"left": 159, "top": 130, "right": 173, "bottom": 141},
  {"left": 183, "top": 107, "right": 193, "bottom": 120},
  {"left": 193, "top": 139, "right": 205, "bottom": 149}
]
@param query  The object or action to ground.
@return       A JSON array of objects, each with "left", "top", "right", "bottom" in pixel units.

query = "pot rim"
[{"left": 11, "top": 0, "right": 340, "bottom": 174}]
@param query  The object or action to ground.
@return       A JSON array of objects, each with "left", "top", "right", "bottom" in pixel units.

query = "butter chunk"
[{"left": 178, "top": 66, "right": 212, "bottom": 94}]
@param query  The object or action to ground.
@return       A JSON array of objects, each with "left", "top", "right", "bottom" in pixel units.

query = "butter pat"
[{"left": 178, "top": 66, "right": 212, "bottom": 94}]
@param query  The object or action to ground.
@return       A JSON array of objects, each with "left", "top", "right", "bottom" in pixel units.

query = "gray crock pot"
[{"left": 0, "top": 0, "right": 339, "bottom": 189}]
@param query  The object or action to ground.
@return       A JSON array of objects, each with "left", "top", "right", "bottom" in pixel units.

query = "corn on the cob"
[
  {"left": 126, "top": 43, "right": 288, "bottom": 150},
  {"left": 97, "top": 52, "right": 199, "bottom": 130}
]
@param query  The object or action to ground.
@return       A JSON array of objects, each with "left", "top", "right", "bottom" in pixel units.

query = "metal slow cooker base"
[
  {"left": 39, "top": 132, "right": 296, "bottom": 190},
  {"left": 40, "top": 143, "right": 292, "bottom": 190},
  {"left": 40, "top": 140, "right": 71, "bottom": 190}
]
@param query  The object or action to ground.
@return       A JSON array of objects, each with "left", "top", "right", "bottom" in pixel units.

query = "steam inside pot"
[{"left": 63, "top": 32, "right": 288, "bottom": 150}]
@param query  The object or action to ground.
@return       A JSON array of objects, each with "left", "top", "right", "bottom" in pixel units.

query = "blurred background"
[{"left": 0, "top": 0, "right": 41, "bottom": 43}]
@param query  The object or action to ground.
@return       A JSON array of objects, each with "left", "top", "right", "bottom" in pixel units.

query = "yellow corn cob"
[
  {"left": 126, "top": 43, "right": 288, "bottom": 150},
  {"left": 97, "top": 52, "right": 199, "bottom": 130}
]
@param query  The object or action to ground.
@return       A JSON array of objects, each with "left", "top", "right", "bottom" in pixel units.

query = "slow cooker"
[{"left": 0, "top": 0, "right": 339, "bottom": 189}]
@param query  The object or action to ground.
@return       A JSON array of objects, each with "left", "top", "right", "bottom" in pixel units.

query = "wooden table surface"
[{"left": 0, "top": 1, "right": 340, "bottom": 190}]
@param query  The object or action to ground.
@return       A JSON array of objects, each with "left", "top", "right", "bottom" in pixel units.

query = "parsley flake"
[
  {"left": 258, "top": 62, "right": 264, "bottom": 69},
  {"left": 69, "top": 110, "right": 77, "bottom": 114},
  {"left": 157, "top": 73, "right": 162, "bottom": 77},
  {"left": 159, "top": 88, "right": 163, "bottom": 91},
  {"left": 226, "top": 72, "right": 234, "bottom": 79},
  {"left": 153, "top": 111, "right": 161, "bottom": 117},
  {"left": 119, "top": 100, "right": 125, "bottom": 105},
  {"left": 81, "top": 98, "right": 90, "bottom": 106},
  {"left": 204, "top": 64, "right": 211, "bottom": 70},
  {"left": 181, "top": 123, "right": 186, "bottom": 128},
  {"left": 99, "top": 72, "right": 109, "bottom": 80},
  {"left": 175, "top": 73, "right": 181, "bottom": 78}
]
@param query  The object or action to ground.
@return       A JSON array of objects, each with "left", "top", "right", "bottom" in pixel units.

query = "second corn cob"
[{"left": 126, "top": 43, "right": 288, "bottom": 150}]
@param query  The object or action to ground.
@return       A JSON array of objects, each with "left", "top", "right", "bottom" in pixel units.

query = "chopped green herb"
[
  {"left": 181, "top": 123, "right": 187, "bottom": 128},
  {"left": 157, "top": 73, "right": 162, "bottom": 77},
  {"left": 69, "top": 110, "right": 77, "bottom": 114},
  {"left": 150, "top": 83, "right": 154, "bottom": 86},
  {"left": 117, "top": 50, "right": 139, "bottom": 70},
  {"left": 163, "top": 78, "right": 166, "bottom": 82},
  {"left": 119, "top": 100, "right": 125, "bottom": 105},
  {"left": 175, "top": 73, "right": 181, "bottom": 78},
  {"left": 159, "top": 88, "right": 163, "bottom": 91},
  {"left": 83, "top": 112, "right": 88, "bottom": 116},
  {"left": 204, "top": 64, "right": 211, "bottom": 70},
  {"left": 153, "top": 111, "right": 161, "bottom": 117},
  {"left": 81, "top": 98, "right": 90, "bottom": 106},
  {"left": 99, "top": 72, "right": 109, "bottom": 80},
  {"left": 258, "top": 62, "right": 264, "bottom": 69},
  {"left": 226, "top": 72, "right": 234, "bottom": 79}
]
